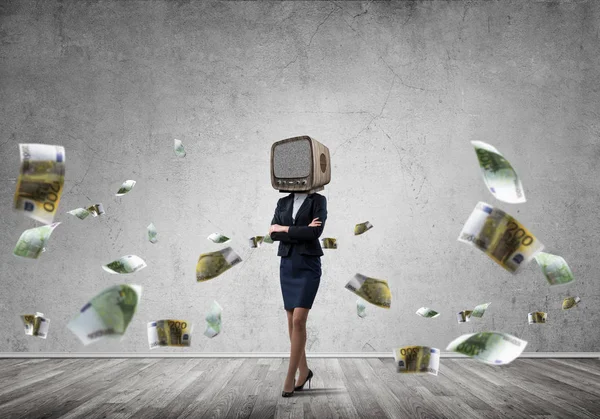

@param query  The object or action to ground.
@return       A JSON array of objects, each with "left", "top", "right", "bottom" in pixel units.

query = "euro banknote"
[
  {"left": 174, "top": 139, "right": 186, "bottom": 158},
  {"left": 320, "top": 238, "right": 337, "bottom": 249},
  {"left": 356, "top": 299, "right": 367, "bottom": 318},
  {"left": 116, "top": 180, "right": 136, "bottom": 196},
  {"left": 13, "top": 143, "right": 66, "bottom": 224},
  {"left": 208, "top": 233, "right": 230, "bottom": 244},
  {"left": 457, "top": 310, "right": 473, "bottom": 323},
  {"left": 528, "top": 312, "right": 547, "bottom": 324},
  {"left": 13, "top": 222, "right": 61, "bottom": 259},
  {"left": 249, "top": 236, "right": 264, "bottom": 248},
  {"left": 204, "top": 301, "right": 222, "bottom": 338},
  {"left": 446, "top": 332, "right": 527, "bottom": 365},
  {"left": 393, "top": 346, "right": 440, "bottom": 375},
  {"left": 354, "top": 221, "right": 373, "bottom": 235},
  {"left": 471, "top": 302, "right": 491, "bottom": 318},
  {"left": 68, "top": 203, "right": 105, "bottom": 220},
  {"left": 21, "top": 312, "right": 50, "bottom": 338},
  {"left": 102, "top": 255, "right": 147, "bottom": 274},
  {"left": 471, "top": 141, "right": 525, "bottom": 204},
  {"left": 148, "top": 319, "right": 192, "bottom": 348},
  {"left": 458, "top": 202, "right": 544, "bottom": 273},
  {"left": 196, "top": 247, "right": 242, "bottom": 282},
  {"left": 562, "top": 296, "right": 580, "bottom": 310},
  {"left": 67, "top": 207, "right": 91, "bottom": 220},
  {"left": 67, "top": 284, "right": 142, "bottom": 345},
  {"left": 147, "top": 223, "right": 158, "bottom": 243},
  {"left": 345, "top": 273, "right": 391, "bottom": 309},
  {"left": 416, "top": 307, "right": 439, "bottom": 318},
  {"left": 534, "top": 252, "right": 574, "bottom": 285}
]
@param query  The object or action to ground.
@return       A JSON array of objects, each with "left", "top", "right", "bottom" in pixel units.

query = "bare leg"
[
  {"left": 283, "top": 308, "right": 309, "bottom": 392},
  {"left": 286, "top": 309, "right": 309, "bottom": 384}
]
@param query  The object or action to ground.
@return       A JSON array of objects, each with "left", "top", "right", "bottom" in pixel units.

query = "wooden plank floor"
[{"left": 0, "top": 358, "right": 599, "bottom": 419}]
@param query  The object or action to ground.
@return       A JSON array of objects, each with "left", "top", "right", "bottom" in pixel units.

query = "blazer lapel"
[{"left": 293, "top": 194, "right": 313, "bottom": 225}]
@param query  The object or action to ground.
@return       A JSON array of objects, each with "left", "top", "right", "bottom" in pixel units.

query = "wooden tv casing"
[{"left": 270, "top": 135, "right": 331, "bottom": 193}]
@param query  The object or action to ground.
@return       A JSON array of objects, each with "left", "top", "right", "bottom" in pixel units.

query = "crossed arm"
[{"left": 269, "top": 196, "right": 327, "bottom": 243}]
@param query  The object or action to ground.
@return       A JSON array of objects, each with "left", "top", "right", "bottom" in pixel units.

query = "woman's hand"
[
  {"left": 269, "top": 224, "right": 289, "bottom": 234},
  {"left": 308, "top": 217, "right": 322, "bottom": 227}
]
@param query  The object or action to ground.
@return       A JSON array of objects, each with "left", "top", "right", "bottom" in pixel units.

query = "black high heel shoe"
[
  {"left": 281, "top": 389, "right": 295, "bottom": 397},
  {"left": 294, "top": 369, "right": 313, "bottom": 391},
  {"left": 282, "top": 380, "right": 295, "bottom": 397}
]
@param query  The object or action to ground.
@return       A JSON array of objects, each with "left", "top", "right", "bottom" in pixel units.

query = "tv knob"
[
  {"left": 301, "top": 180, "right": 307, "bottom": 185},
  {"left": 296, "top": 181, "right": 301, "bottom": 184}
]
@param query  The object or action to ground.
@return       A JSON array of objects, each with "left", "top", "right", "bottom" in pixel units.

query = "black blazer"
[{"left": 270, "top": 193, "right": 327, "bottom": 257}]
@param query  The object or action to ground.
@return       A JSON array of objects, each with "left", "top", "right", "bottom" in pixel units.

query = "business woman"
[{"left": 269, "top": 191, "right": 327, "bottom": 397}]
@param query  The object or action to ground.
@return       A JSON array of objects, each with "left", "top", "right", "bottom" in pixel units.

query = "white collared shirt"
[{"left": 292, "top": 193, "right": 308, "bottom": 222}]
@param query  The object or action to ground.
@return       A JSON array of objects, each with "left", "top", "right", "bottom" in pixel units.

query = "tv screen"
[{"left": 273, "top": 139, "right": 311, "bottom": 178}]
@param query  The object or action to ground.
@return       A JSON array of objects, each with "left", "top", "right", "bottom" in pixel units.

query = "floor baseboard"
[{"left": 1, "top": 352, "right": 599, "bottom": 359}]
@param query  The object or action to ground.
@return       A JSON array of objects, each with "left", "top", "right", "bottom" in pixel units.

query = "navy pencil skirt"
[{"left": 280, "top": 244, "right": 322, "bottom": 310}]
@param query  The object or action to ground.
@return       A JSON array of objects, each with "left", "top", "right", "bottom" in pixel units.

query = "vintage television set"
[{"left": 270, "top": 135, "right": 331, "bottom": 193}]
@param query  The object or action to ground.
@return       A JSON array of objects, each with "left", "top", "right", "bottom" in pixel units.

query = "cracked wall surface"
[{"left": 1, "top": 0, "right": 599, "bottom": 353}]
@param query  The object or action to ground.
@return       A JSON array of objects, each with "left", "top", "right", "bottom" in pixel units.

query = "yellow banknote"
[
  {"left": 148, "top": 319, "right": 192, "bottom": 348},
  {"left": 562, "top": 297, "right": 580, "bottom": 310},
  {"left": 320, "top": 238, "right": 337, "bottom": 249},
  {"left": 457, "top": 310, "right": 473, "bottom": 323},
  {"left": 528, "top": 312, "right": 547, "bottom": 324},
  {"left": 393, "top": 346, "right": 440, "bottom": 375},
  {"left": 354, "top": 221, "right": 373, "bottom": 235},
  {"left": 196, "top": 247, "right": 242, "bottom": 281},
  {"left": 13, "top": 144, "right": 66, "bottom": 224},
  {"left": 345, "top": 273, "right": 391, "bottom": 309},
  {"left": 21, "top": 312, "right": 50, "bottom": 338},
  {"left": 458, "top": 202, "right": 544, "bottom": 274}
]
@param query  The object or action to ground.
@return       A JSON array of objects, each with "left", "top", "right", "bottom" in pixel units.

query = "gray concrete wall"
[{"left": 1, "top": 0, "right": 599, "bottom": 353}]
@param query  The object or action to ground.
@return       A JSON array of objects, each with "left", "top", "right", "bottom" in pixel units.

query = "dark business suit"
[{"left": 271, "top": 193, "right": 327, "bottom": 309}]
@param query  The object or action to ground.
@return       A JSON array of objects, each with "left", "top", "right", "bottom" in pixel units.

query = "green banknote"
[
  {"left": 471, "top": 141, "right": 525, "bottom": 204},
  {"left": 208, "top": 233, "right": 231, "bottom": 244},
  {"left": 471, "top": 302, "right": 491, "bottom": 318},
  {"left": 534, "top": 252, "right": 574, "bottom": 285},
  {"left": 196, "top": 247, "right": 242, "bottom": 282},
  {"left": 356, "top": 299, "right": 367, "bottom": 318},
  {"left": 116, "top": 180, "right": 136, "bottom": 196},
  {"left": 446, "top": 332, "right": 527, "bottom": 365},
  {"left": 148, "top": 319, "right": 192, "bottom": 348},
  {"left": 249, "top": 236, "right": 264, "bottom": 248},
  {"left": 67, "top": 284, "right": 142, "bottom": 345},
  {"left": 204, "top": 301, "right": 223, "bottom": 338},
  {"left": 67, "top": 207, "right": 91, "bottom": 220},
  {"left": 393, "top": 346, "right": 440, "bottom": 375},
  {"left": 458, "top": 202, "right": 544, "bottom": 274},
  {"left": 354, "top": 221, "right": 373, "bottom": 236},
  {"left": 320, "top": 238, "right": 337, "bottom": 249},
  {"left": 457, "top": 310, "right": 473, "bottom": 323},
  {"left": 416, "top": 307, "right": 440, "bottom": 318},
  {"left": 102, "top": 255, "right": 147, "bottom": 274},
  {"left": 68, "top": 203, "right": 104, "bottom": 220},
  {"left": 13, "top": 222, "right": 61, "bottom": 259},
  {"left": 13, "top": 143, "right": 66, "bottom": 224},
  {"left": 562, "top": 296, "right": 580, "bottom": 310},
  {"left": 345, "top": 273, "right": 391, "bottom": 309},
  {"left": 528, "top": 312, "right": 547, "bottom": 324},
  {"left": 262, "top": 234, "right": 274, "bottom": 244},
  {"left": 21, "top": 312, "right": 50, "bottom": 339},
  {"left": 174, "top": 139, "right": 186, "bottom": 158},
  {"left": 147, "top": 223, "right": 158, "bottom": 244}
]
